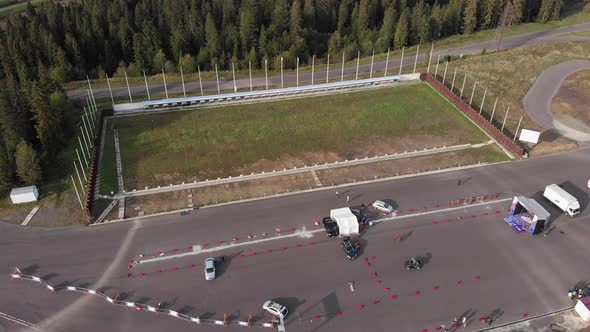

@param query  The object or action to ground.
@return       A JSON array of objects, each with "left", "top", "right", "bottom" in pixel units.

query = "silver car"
[
  {"left": 204, "top": 258, "right": 215, "bottom": 280},
  {"left": 372, "top": 200, "right": 394, "bottom": 214},
  {"left": 262, "top": 300, "right": 289, "bottom": 318}
]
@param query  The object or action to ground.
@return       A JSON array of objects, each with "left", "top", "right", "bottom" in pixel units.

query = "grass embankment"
[
  {"left": 436, "top": 41, "right": 590, "bottom": 155},
  {"left": 123, "top": 144, "right": 507, "bottom": 217},
  {"left": 0, "top": 138, "right": 88, "bottom": 226},
  {"left": 99, "top": 83, "right": 491, "bottom": 193},
  {"left": 65, "top": 1, "right": 590, "bottom": 91}
]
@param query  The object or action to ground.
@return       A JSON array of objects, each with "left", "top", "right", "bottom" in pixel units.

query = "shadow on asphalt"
[
  {"left": 21, "top": 264, "right": 40, "bottom": 275},
  {"left": 561, "top": 181, "right": 588, "bottom": 213},
  {"left": 417, "top": 252, "right": 433, "bottom": 265},
  {"left": 215, "top": 251, "right": 241, "bottom": 278}
]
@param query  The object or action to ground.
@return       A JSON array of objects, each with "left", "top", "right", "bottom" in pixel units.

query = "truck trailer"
[{"left": 543, "top": 184, "right": 580, "bottom": 217}]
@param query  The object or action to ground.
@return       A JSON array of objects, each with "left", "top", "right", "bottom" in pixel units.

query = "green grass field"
[{"left": 99, "top": 83, "right": 493, "bottom": 193}]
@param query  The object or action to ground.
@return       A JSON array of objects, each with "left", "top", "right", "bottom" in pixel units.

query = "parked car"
[
  {"left": 262, "top": 300, "right": 289, "bottom": 318},
  {"left": 372, "top": 200, "right": 394, "bottom": 214},
  {"left": 322, "top": 217, "right": 339, "bottom": 237},
  {"left": 405, "top": 257, "right": 422, "bottom": 270},
  {"left": 204, "top": 258, "right": 216, "bottom": 280},
  {"left": 341, "top": 236, "right": 360, "bottom": 260}
]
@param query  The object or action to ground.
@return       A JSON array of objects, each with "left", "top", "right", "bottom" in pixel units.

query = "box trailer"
[
  {"left": 9, "top": 186, "right": 39, "bottom": 204},
  {"left": 330, "top": 208, "right": 359, "bottom": 236},
  {"left": 543, "top": 184, "right": 580, "bottom": 217}
]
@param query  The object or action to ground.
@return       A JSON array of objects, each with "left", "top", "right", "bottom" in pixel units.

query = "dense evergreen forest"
[{"left": 0, "top": 0, "right": 567, "bottom": 193}]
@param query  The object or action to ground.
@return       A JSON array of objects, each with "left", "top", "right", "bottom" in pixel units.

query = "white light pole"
[
  {"left": 490, "top": 97, "right": 498, "bottom": 122},
  {"left": 451, "top": 68, "right": 458, "bottom": 92},
  {"left": 180, "top": 66, "right": 187, "bottom": 97},
  {"left": 513, "top": 116, "right": 523, "bottom": 142},
  {"left": 143, "top": 70, "right": 151, "bottom": 100},
  {"left": 215, "top": 64, "right": 220, "bottom": 94},
  {"left": 71, "top": 176, "right": 84, "bottom": 210},
  {"left": 86, "top": 75, "right": 97, "bottom": 109},
  {"left": 399, "top": 46, "right": 405, "bottom": 75},
  {"left": 434, "top": 55, "right": 441, "bottom": 77},
  {"left": 74, "top": 162, "right": 85, "bottom": 195},
  {"left": 82, "top": 123, "right": 92, "bottom": 154},
  {"left": 469, "top": 81, "right": 477, "bottom": 106},
  {"left": 443, "top": 61, "right": 449, "bottom": 84},
  {"left": 162, "top": 68, "right": 169, "bottom": 98},
  {"left": 326, "top": 53, "right": 330, "bottom": 83},
  {"left": 78, "top": 137, "right": 89, "bottom": 167},
  {"left": 106, "top": 74, "right": 114, "bottom": 105},
  {"left": 80, "top": 126, "right": 90, "bottom": 156},
  {"left": 198, "top": 65, "right": 203, "bottom": 96},
  {"left": 413, "top": 44, "right": 420, "bottom": 73},
  {"left": 124, "top": 71, "right": 132, "bottom": 102},
  {"left": 232, "top": 62, "right": 237, "bottom": 92},
  {"left": 265, "top": 59, "right": 268, "bottom": 89},
  {"left": 427, "top": 43, "right": 434, "bottom": 73},
  {"left": 75, "top": 149, "right": 87, "bottom": 180},
  {"left": 249, "top": 61, "right": 253, "bottom": 91},
  {"left": 280, "top": 57, "right": 284, "bottom": 88},
  {"left": 369, "top": 49, "right": 375, "bottom": 79},
  {"left": 341, "top": 51, "right": 345, "bottom": 81},
  {"left": 479, "top": 89, "right": 487, "bottom": 114},
  {"left": 311, "top": 55, "right": 315, "bottom": 85},
  {"left": 355, "top": 51, "right": 360, "bottom": 80},
  {"left": 384, "top": 48, "right": 390, "bottom": 77},
  {"left": 501, "top": 107, "right": 510, "bottom": 132},
  {"left": 296, "top": 57, "right": 299, "bottom": 86},
  {"left": 460, "top": 75, "right": 467, "bottom": 99}
]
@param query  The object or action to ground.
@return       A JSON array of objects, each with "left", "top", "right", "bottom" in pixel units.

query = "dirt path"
[{"left": 523, "top": 60, "right": 590, "bottom": 142}]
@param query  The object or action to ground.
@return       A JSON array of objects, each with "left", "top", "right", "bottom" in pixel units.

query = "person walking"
[
  {"left": 336, "top": 191, "right": 339, "bottom": 198},
  {"left": 346, "top": 195, "right": 350, "bottom": 203}
]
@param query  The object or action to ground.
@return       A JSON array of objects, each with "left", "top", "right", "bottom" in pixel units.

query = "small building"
[
  {"left": 504, "top": 196, "right": 550, "bottom": 235},
  {"left": 575, "top": 296, "right": 590, "bottom": 322},
  {"left": 9, "top": 186, "right": 39, "bottom": 204}
]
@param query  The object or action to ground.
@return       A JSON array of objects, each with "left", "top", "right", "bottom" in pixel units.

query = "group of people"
[{"left": 568, "top": 286, "right": 590, "bottom": 300}]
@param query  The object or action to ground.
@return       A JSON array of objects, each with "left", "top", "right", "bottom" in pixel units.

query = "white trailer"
[
  {"left": 543, "top": 184, "right": 580, "bottom": 217},
  {"left": 330, "top": 208, "right": 359, "bottom": 236},
  {"left": 9, "top": 186, "right": 39, "bottom": 204}
]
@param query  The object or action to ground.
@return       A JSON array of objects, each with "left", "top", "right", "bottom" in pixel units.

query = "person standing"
[
  {"left": 336, "top": 191, "right": 339, "bottom": 198},
  {"left": 346, "top": 195, "right": 350, "bottom": 203}
]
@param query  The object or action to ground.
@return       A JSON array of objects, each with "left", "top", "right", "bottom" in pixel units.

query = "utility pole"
[
  {"left": 369, "top": 49, "right": 375, "bottom": 79},
  {"left": 162, "top": 67, "right": 169, "bottom": 98},
  {"left": 311, "top": 55, "right": 315, "bottom": 85},
  {"left": 399, "top": 46, "right": 405, "bottom": 75},
  {"left": 198, "top": 65, "right": 204, "bottom": 96},
  {"left": 326, "top": 53, "right": 330, "bottom": 83},
  {"left": 413, "top": 44, "right": 420, "bottom": 73},
  {"left": 341, "top": 51, "right": 345, "bottom": 81},
  {"left": 215, "top": 64, "right": 220, "bottom": 94},
  {"left": 143, "top": 70, "right": 151, "bottom": 100},
  {"left": 355, "top": 51, "right": 360, "bottom": 80},
  {"left": 180, "top": 66, "right": 187, "bottom": 97},
  {"left": 106, "top": 74, "right": 114, "bottom": 105},
  {"left": 384, "top": 48, "right": 390, "bottom": 77}
]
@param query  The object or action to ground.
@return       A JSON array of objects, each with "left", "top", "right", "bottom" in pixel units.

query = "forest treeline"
[{"left": 0, "top": 0, "right": 567, "bottom": 193}]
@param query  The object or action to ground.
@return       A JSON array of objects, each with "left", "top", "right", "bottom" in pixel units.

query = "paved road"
[
  {"left": 67, "top": 23, "right": 590, "bottom": 101},
  {"left": 523, "top": 60, "right": 590, "bottom": 142},
  {"left": 1, "top": 146, "right": 590, "bottom": 332}
]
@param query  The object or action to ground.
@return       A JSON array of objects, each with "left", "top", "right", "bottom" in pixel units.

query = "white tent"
[
  {"left": 330, "top": 208, "right": 359, "bottom": 236},
  {"left": 575, "top": 296, "right": 590, "bottom": 321},
  {"left": 10, "top": 186, "right": 39, "bottom": 204}
]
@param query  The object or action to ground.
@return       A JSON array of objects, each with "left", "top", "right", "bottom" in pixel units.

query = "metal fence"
[{"left": 113, "top": 74, "right": 421, "bottom": 115}]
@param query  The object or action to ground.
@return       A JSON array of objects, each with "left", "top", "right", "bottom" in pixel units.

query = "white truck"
[
  {"left": 330, "top": 208, "right": 359, "bottom": 236},
  {"left": 543, "top": 184, "right": 580, "bottom": 217}
]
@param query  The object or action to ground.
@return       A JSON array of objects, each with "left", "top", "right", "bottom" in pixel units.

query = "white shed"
[
  {"left": 9, "top": 186, "right": 39, "bottom": 204},
  {"left": 575, "top": 296, "right": 590, "bottom": 321}
]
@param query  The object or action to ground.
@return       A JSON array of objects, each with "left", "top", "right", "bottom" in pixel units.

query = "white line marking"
[{"left": 138, "top": 199, "right": 511, "bottom": 265}]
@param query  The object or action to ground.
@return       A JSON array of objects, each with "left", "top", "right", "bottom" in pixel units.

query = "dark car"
[
  {"left": 322, "top": 217, "right": 339, "bottom": 237},
  {"left": 341, "top": 236, "right": 360, "bottom": 260}
]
